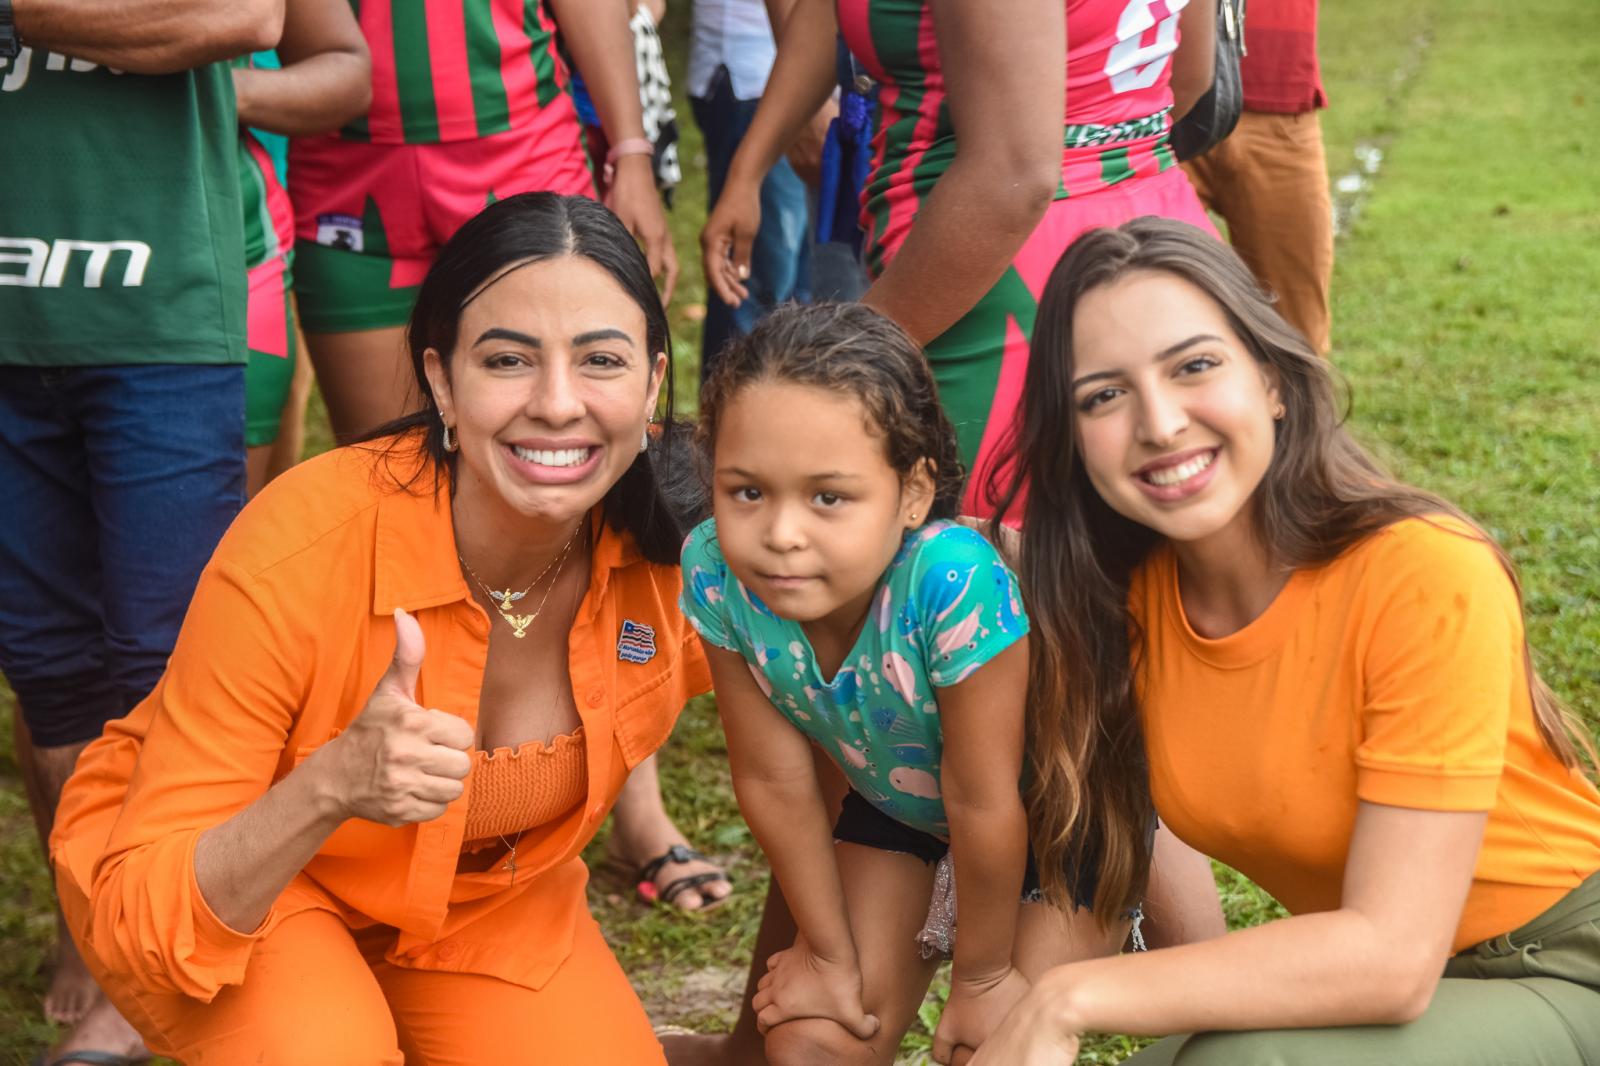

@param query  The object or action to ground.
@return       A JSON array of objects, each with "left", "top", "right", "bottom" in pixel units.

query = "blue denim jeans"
[
  {"left": 0, "top": 364, "right": 245, "bottom": 746},
  {"left": 691, "top": 66, "right": 813, "bottom": 373}
]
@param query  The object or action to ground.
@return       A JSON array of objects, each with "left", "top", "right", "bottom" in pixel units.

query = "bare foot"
[
  {"left": 47, "top": 992, "right": 149, "bottom": 1064},
  {"left": 42, "top": 913, "right": 98, "bottom": 1025},
  {"left": 659, "top": 1029, "right": 767, "bottom": 1066}
]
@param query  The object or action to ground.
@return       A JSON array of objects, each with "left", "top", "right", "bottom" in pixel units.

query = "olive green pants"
[{"left": 1128, "top": 871, "right": 1600, "bottom": 1066}]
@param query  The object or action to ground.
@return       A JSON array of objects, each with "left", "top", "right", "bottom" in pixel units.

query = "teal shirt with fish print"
[{"left": 679, "top": 518, "right": 1028, "bottom": 837}]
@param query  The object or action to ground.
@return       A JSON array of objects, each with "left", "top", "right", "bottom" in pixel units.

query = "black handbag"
[{"left": 1170, "top": 0, "right": 1247, "bottom": 162}]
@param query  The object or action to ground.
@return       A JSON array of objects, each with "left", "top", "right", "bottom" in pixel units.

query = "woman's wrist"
[
  {"left": 609, "top": 152, "right": 654, "bottom": 178},
  {"left": 606, "top": 136, "right": 654, "bottom": 164},
  {"left": 952, "top": 960, "right": 1016, "bottom": 990},
  {"left": 801, "top": 933, "right": 861, "bottom": 971},
  {"left": 295, "top": 742, "right": 353, "bottom": 826},
  {"left": 1032, "top": 966, "right": 1089, "bottom": 1042},
  {"left": 231, "top": 65, "right": 255, "bottom": 123},
  {"left": 722, "top": 153, "right": 768, "bottom": 195},
  {"left": 604, "top": 138, "right": 655, "bottom": 186}
]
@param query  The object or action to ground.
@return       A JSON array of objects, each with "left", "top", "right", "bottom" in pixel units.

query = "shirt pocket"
[
  {"left": 611, "top": 668, "right": 683, "bottom": 769},
  {"left": 285, "top": 728, "right": 343, "bottom": 773}
]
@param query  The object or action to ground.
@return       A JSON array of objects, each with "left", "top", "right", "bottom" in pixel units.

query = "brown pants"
[{"left": 1183, "top": 110, "right": 1335, "bottom": 355}]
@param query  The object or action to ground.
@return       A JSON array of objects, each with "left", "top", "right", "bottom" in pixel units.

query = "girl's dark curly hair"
[{"left": 698, "top": 302, "right": 965, "bottom": 518}]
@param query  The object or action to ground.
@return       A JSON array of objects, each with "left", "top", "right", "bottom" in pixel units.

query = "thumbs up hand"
[{"left": 314, "top": 609, "right": 475, "bottom": 827}]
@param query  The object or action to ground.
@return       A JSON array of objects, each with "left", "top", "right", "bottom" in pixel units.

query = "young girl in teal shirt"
[{"left": 679, "top": 303, "right": 1146, "bottom": 1063}]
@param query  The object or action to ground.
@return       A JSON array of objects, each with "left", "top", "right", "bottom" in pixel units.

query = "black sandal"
[{"left": 634, "top": 844, "right": 732, "bottom": 910}]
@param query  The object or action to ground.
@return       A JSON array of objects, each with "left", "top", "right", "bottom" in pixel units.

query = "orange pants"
[
  {"left": 101, "top": 908, "right": 665, "bottom": 1065},
  {"left": 1183, "top": 109, "right": 1335, "bottom": 355}
]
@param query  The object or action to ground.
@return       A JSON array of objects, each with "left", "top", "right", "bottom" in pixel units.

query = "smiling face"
[
  {"left": 1070, "top": 269, "right": 1281, "bottom": 548},
  {"left": 425, "top": 254, "right": 666, "bottom": 530},
  {"left": 711, "top": 380, "right": 932, "bottom": 632}
]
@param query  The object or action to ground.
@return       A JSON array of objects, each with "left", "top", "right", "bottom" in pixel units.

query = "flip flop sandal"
[
  {"left": 634, "top": 843, "right": 732, "bottom": 910},
  {"left": 32, "top": 1052, "right": 144, "bottom": 1066}
]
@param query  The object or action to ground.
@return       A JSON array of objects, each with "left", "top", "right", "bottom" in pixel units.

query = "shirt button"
[
  {"left": 585, "top": 686, "right": 605, "bottom": 707},
  {"left": 438, "top": 942, "right": 460, "bottom": 960}
]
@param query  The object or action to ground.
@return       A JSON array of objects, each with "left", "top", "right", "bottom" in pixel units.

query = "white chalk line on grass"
[{"left": 1332, "top": 31, "right": 1435, "bottom": 238}]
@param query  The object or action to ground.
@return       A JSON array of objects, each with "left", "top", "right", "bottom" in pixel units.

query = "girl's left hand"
[
  {"left": 753, "top": 940, "right": 880, "bottom": 1040},
  {"left": 966, "top": 984, "right": 1081, "bottom": 1066},
  {"left": 604, "top": 154, "right": 679, "bottom": 303},
  {"left": 933, "top": 966, "right": 1031, "bottom": 1064}
]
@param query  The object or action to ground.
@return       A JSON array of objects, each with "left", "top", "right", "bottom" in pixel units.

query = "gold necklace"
[
  {"left": 459, "top": 523, "right": 582, "bottom": 639},
  {"left": 498, "top": 828, "right": 525, "bottom": 883},
  {"left": 490, "top": 572, "right": 585, "bottom": 885}
]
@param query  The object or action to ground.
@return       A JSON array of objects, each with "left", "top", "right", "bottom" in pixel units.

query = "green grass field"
[{"left": 2, "top": 0, "right": 1596, "bottom": 1059}]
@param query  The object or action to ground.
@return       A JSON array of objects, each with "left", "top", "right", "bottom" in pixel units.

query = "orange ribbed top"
[{"left": 463, "top": 727, "right": 588, "bottom": 846}]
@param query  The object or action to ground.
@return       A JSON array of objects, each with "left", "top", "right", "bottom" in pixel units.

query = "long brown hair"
[{"left": 989, "top": 216, "right": 1595, "bottom": 924}]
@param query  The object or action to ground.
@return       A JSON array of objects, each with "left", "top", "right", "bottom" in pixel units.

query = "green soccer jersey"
[{"left": 0, "top": 48, "right": 246, "bottom": 367}]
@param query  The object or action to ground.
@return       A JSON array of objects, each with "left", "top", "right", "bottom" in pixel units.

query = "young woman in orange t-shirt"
[{"left": 973, "top": 217, "right": 1600, "bottom": 1064}]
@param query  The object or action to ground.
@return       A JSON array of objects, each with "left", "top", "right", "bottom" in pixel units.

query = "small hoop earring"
[{"left": 442, "top": 423, "right": 458, "bottom": 452}]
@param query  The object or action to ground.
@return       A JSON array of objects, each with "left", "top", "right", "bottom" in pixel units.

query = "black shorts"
[{"left": 831, "top": 789, "right": 1104, "bottom": 911}]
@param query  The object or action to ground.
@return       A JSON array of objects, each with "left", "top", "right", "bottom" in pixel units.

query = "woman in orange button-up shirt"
[{"left": 49, "top": 193, "right": 710, "bottom": 1065}]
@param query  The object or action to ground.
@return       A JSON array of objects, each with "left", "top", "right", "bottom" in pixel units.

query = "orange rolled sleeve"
[{"left": 60, "top": 556, "right": 306, "bottom": 999}]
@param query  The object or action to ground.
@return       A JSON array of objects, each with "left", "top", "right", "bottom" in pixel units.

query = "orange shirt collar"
[{"left": 370, "top": 461, "right": 644, "bottom": 617}]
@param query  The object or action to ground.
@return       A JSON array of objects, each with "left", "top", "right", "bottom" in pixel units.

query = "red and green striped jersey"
[
  {"left": 234, "top": 53, "right": 295, "bottom": 271},
  {"left": 239, "top": 132, "right": 295, "bottom": 271},
  {"left": 342, "top": 0, "right": 578, "bottom": 144},
  {"left": 838, "top": 0, "right": 1188, "bottom": 276}
]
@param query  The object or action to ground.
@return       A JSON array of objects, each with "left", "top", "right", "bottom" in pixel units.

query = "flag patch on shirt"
[{"left": 618, "top": 619, "right": 657, "bottom": 663}]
